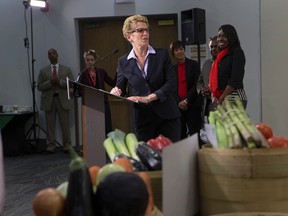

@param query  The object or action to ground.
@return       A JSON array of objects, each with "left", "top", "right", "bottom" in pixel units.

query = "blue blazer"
[{"left": 116, "top": 48, "right": 181, "bottom": 120}]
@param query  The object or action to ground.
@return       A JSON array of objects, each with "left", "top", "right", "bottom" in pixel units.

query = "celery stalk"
[
  {"left": 223, "top": 99, "right": 254, "bottom": 146},
  {"left": 103, "top": 137, "right": 118, "bottom": 162},
  {"left": 107, "top": 129, "right": 131, "bottom": 157},
  {"left": 217, "top": 105, "right": 241, "bottom": 148},
  {"left": 234, "top": 97, "right": 269, "bottom": 148},
  {"left": 125, "top": 133, "right": 140, "bottom": 161},
  {"left": 214, "top": 112, "right": 229, "bottom": 148}
]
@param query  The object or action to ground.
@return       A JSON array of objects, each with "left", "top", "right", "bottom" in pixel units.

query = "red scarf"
[{"left": 209, "top": 48, "right": 229, "bottom": 99}]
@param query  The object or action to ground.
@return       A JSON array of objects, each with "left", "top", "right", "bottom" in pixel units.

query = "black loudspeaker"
[{"left": 181, "top": 8, "right": 206, "bottom": 45}]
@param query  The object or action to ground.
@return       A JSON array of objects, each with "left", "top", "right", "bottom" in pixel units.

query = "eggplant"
[
  {"left": 136, "top": 142, "right": 162, "bottom": 171},
  {"left": 114, "top": 153, "right": 148, "bottom": 171},
  {"left": 65, "top": 146, "right": 95, "bottom": 216}
]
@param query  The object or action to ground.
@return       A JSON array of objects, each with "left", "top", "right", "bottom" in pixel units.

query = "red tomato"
[
  {"left": 256, "top": 123, "right": 273, "bottom": 140},
  {"left": 147, "top": 139, "right": 160, "bottom": 151},
  {"left": 268, "top": 136, "right": 288, "bottom": 148},
  {"left": 147, "top": 135, "right": 172, "bottom": 152},
  {"left": 156, "top": 135, "right": 172, "bottom": 147}
]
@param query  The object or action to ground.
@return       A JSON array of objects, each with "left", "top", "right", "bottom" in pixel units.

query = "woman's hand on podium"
[{"left": 110, "top": 87, "right": 122, "bottom": 96}]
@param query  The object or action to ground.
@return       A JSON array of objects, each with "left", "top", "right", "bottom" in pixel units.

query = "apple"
[{"left": 96, "top": 163, "right": 125, "bottom": 185}]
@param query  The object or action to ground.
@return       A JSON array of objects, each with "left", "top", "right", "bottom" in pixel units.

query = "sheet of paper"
[
  {"left": 163, "top": 134, "right": 199, "bottom": 216},
  {"left": 204, "top": 123, "right": 218, "bottom": 148}
]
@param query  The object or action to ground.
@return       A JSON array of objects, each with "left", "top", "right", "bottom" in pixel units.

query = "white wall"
[
  {"left": 0, "top": 0, "right": 262, "bottom": 145},
  {"left": 261, "top": 0, "right": 288, "bottom": 136}
]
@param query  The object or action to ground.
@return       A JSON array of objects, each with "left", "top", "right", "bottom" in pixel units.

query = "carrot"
[
  {"left": 137, "top": 172, "right": 154, "bottom": 216},
  {"left": 114, "top": 157, "right": 134, "bottom": 172},
  {"left": 89, "top": 165, "right": 101, "bottom": 186}
]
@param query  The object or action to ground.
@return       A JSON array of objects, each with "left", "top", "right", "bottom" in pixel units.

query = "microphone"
[{"left": 76, "top": 48, "right": 119, "bottom": 82}]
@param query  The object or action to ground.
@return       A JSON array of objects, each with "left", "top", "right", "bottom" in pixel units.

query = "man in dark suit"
[
  {"left": 37, "top": 48, "right": 74, "bottom": 153},
  {"left": 110, "top": 15, "right": 181, "bottom": 142}
]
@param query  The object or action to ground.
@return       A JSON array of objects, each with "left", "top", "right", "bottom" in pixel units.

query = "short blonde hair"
[{"left": 122, "top": 15, "right": 149, "bottom": 39}]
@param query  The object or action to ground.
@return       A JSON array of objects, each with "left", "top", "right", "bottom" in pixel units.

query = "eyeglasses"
[{"left": 131, "top": 28, "right": 150, "bottom": 34}]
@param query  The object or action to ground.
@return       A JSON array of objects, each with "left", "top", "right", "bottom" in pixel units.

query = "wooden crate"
[
  {"left": 147, "top": 171, "right": 162, "bottom": 211},
  {"left": 212, "top": 213, "right": 288, "bottom": 216},
  {"left": 198, "top": 148, "right": 288, "bottom": 216}
]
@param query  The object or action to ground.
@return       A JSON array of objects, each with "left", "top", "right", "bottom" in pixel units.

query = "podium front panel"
[{"left": 82, "top": 87, "right": 106, "bottom": 166}]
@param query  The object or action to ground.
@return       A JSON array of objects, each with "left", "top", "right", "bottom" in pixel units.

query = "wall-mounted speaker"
[{"left": 181, "top": 8, "right": 206, "bottom": 45}]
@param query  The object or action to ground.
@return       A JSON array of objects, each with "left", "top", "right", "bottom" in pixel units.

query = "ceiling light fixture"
[{"left": 30, "top": 0, "right": 46, "bottom": 8}]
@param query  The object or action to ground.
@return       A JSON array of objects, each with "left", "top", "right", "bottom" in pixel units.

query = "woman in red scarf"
[{"left": 209, "top": 24, "right": 247, "bottom": 109}]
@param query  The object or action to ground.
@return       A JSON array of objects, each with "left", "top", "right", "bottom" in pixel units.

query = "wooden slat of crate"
[
  {"left": 211, "top": 213, "right": 288, "bottom": 216},
  {"left": 251, "top": 148, "right": 288, "bottom": 178},
  {"left": 201, "top": 198, "right": 288, "bottom": 216},
  {"left": 147, "top": 171, "right": 162, "bottom": 211},
  {"left": 198, "top": 148, "right": 252, "bottom": 178},
  {"left": 200, "top": 173, "right": 288, "bottom": 202}
]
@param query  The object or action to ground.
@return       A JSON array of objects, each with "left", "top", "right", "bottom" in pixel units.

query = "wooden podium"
[{"left": 67, "top": 78, "right": 134, "bottom": 166}]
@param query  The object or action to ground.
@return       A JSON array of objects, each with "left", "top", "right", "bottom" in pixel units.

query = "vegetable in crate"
[
  {"left": 89, "top": 165, "right": 101, "bottom": 186},
  {"left": 103, "top": 137, "right": 118, "bottom": 162},
  {"left": 114, "top": 157, "right": 134, "bottom": 172},
  {"left": 65, "top": 145, "right": 95, "bottom": 216},
  {"left": 33, "top": 188, "right": 65, "bottom": 216},
  {"left": 136, "top": 142, "right": 162, "bottom": 171},
  {"left": 147, "top": 134, "right": 172, "bottom": 152},
  {"left": 107, "top": 129, "right": 131, "bottom": 157},
  {"left": 268, "top": 136, "right": 288, "bottom": 148},
  {"left": 256, "top": 122, "right": 273, "bottom": 140},
  {"left": 96, "top": 163, "right": 125, "bottom": 185},
  {"left": 137, "top": 172, "right": 155, "bottom": 216},
  {"left": 125, "top": 132, "right": 141, "bottom": 161},
  {"left": 114, "top": 153, "right": 148, "bottom": 171}
]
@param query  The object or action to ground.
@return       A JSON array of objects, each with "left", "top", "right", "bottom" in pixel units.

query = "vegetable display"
[
  {"left": 32, "top": 148, "right": 163, "bottom": 216},
  {"left": 207, "top": 96, "right": 288, "bottom": 149},
  {"left": 32, "top": 130, "right": 168, "bottom": 216},
  {"left": 208, "top": 97, "right": 269, "bottom": 148},
  {"left": 103, "top": 129, "right": 166, "bottom": 171}
]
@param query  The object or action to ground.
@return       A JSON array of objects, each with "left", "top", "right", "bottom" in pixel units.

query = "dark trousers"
[
  {"left": 135, "top": 113, "right": 181, "bottom": 143},
  {"left": 180, "top": 107, "right": 202, "bottom": 140}
]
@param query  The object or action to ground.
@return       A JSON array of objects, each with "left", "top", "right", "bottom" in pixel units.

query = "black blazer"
[
  {"left": 77, "top": 67, "right": 116, "bottom": 98},
  {"left": 173, "top": 58, "right": 202, "bottom": 109},
  {"left": 78, "top": 67, "right": 115, "bottom": 90},
  {"left": 218, "top": 47, "right": 246, "bottom": 90},
  {"left": 116, "top": 48, "right": 180, "bottom": 120}
]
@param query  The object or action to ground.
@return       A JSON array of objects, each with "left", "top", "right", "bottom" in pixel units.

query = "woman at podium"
[
  {"left": 110, "top": 15, "right": 181, "bottom": 142},
  {"left": 77, "top": 49, "right": 116, "bottom": 134}
]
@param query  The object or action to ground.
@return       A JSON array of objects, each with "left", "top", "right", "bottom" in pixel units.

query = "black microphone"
[{"left": 76, "top": 48, "right": 119, "bottom": 82}]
